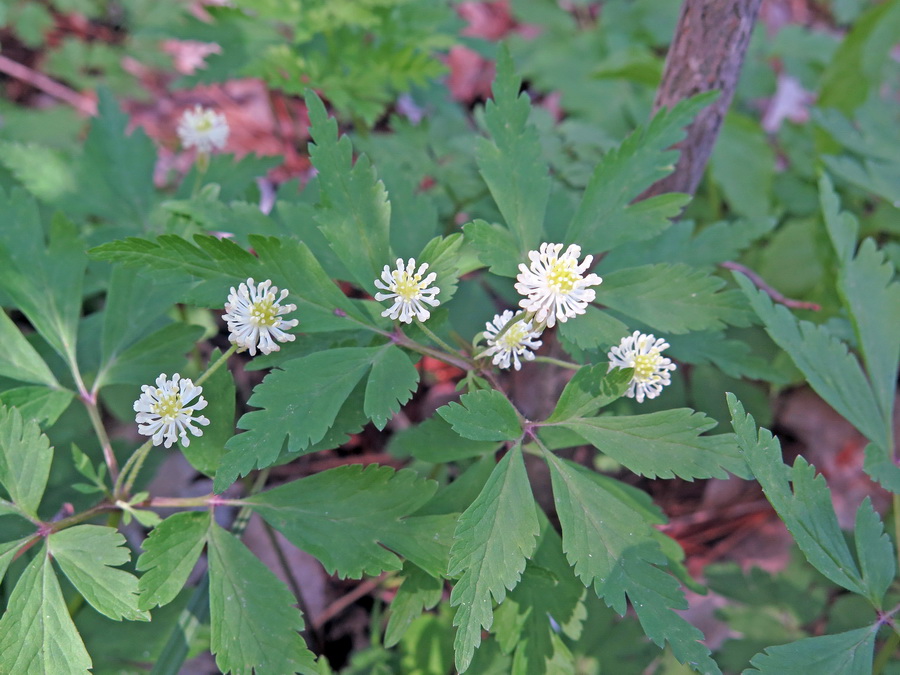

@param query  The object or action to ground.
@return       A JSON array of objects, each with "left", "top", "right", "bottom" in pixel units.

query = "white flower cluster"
[
  {"left": 223, "top": 278, "right": 299, "bottom": 356},
  {"left": 374, "top": 258, "right": 441, "bottom": 324},
  {"left": 177, "top": 105, "right": 229, "bottom": 153},
  {"left": 607, "top": 331, "right": 677, "bottom": 402},
  {"left": 134, "top": 373, "right": 209, "bottom": 448}
]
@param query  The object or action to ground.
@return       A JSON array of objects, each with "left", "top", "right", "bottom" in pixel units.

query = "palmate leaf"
[
  {"left": 448, "top": 445, "right": 540, "bottom": 673},
  {"left": 728, "top": 394, "right": 894, "bottom": 606},
  {"left": 207, "top": 523, "right": 318, "bottom": 675},
  {"left": 0, "top": 536, "right": 30, "bottom": 584},
  {"left": 733, "top": 272, "right": 897, "bottom": 489},
  {"left": 746, "top": 626, "right": 878, "bottom": 675},
  {"left": 0, "top": 191, "right": 86, "bottom": 366},
  {"left": 601, "top": 263, "right": 751, "bottom": 334},
  {"left": 0, "top": 404, "right": 53, "bottom": 518},
  {"left": 541, "top": 452, "right": 720, "bottom": 675},
  {"left": 562, "top": 409, "right": 749, "bottom": 480},
  {"left": 48, "top": 525, "right": 147, "bottom": 622},
  {"left": 556, "top": 305, "right": 630, "bottom": 355},
  {"left": 65, "top": 88, "right": 156, "bottom": 227},
  {"left": 0, "top": 545, "right": 92, "bottom": 675},
  {"left": 0, "top": 387, "right": 73, "bottom": 427},
  {"left": 216, "top": 345, "right": 419, "bottom": 491},
  {"left": 666, "top": 331, "right": 786, "bottom": 383},
  {"left": 365, "top": 343, "right": 419, "bottom": 431},
  {"left": 137, "top": 512, "right": 211, "bottom": 611},
  {"left": 565, "top": 92, "right": 716, "bottom": 254},
  {"left": 475, "top": 46, "right": 550, "bottom": 254},
  {"left": 438, "top": 389, "right": 522, "bottom": 442},
  {"left": 493, "top": 515, "right": 586, "bottom": 675},
  {"left": 92, "top": 234, "right": 366, "bottom": 328},
  {"left": 306, "top": 90, "right": 391, "bottom": 292},
  {"left": 820, "top": 174, "right": 900, "bottom": 436},
  {"left": 247, "top": 465, "right": 436, "bottom": 578},
  {"left": 388, "top": 415, "right": 499, "bottom": 463}
]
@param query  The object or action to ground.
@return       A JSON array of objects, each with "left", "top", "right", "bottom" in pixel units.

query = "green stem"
[
  {"left": 47, "top": 504, "right": 117, "bottom": 534},
  {"left": 533, "top": 355, "right": 582, "bottom": 370},
  {"left": 114, "top": 441, "right": 153, "bottom": 500},
  {"left": 414, "top": 318, "right": 462, "bottom": 357},
  {"left": 83, "top": 393, "right": 119, "bottom": 484},
  {"left": 392, "top": 331, "right": 474, "bottom": 372},
  {"left": 195, "top": 344, "right": 237, "bottom": 386}
]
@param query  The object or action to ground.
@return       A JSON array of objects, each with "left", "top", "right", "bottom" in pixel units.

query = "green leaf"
[
  {"left": 0, "top": 387, "right": 74, "bottom": 427},
  {"left": 137, "top": 511, "right": 210, "bottom": 611},
  {"left": 0, "top": 140, "right": 75, "bottom": 201},
  {"left": 546, "top": 365, "right": 633, "bottom": 422},
  {"left": 819, "top": 0, "right": 900, "bottom": 115},
  {"left": 0, "top": 536, "right": 30, "bottom": 584},
  {"left": 379, "top": 513, "right": 456, "bottom": 580},
  {"left": 727, "top": 394, "right": 867, "bottom": 596},
  {"left": 493, "top": 515, "right": 586, "bottom": 675},
  {"left": 746, "top": 626, "right": 877, "bottom": 675},
  {"left": 601, "top": 263, "right": 750, "bottom": 333},
  {"left": 563, "top": 409, "right": 748, "bottom": 480},
  {"left": 0, "top": 546, "right": 92, "bottom": 674},
  {"left": 0, "top": 404, "right": 53, "bottom": 517},
  {"left": 385, "top": 564, "right": 444, "bottom": 647},
  {"left": 565, "top": 93, "right": 716, "bottom": 253},
  {"left": 820, "top": 174, "right": 899, "bottom": 437},
  {"left": 462, "top": 220, "right": 521, "bottom": 278},
  {"left": 65, "top": 88, "right": 157, "bottom": 227},
  {"left": 48, "top": 525, "right": 148, "bottom": 622},
  {"left": 388, "top": 415, "right": 499, "bottom": 463},
  {"left": 98, "top": 323, "right": 205, "bottom": 387},
  {"left": 365, "top": 346, "right": 419, "bottom": 430},
  {"left": 542, "top": 452, "right": 720, "bottom": 675},
  {"left": 306, "top": 90, "right": 390, "bottom": 292},
  {"left": 449, "top": 445, "right": 539, "bottom": 672},
  {"left": 418, "top": 233, "right": 464, "bottom": 305},
  {"left": 181, "top": 349, "right": 235, "bottom": 477},
  {"left": 247, "top": 465, "right": 437, "bottom": 579},
  {"left": 215, "top": 347, "right": 378, "bottom": 491},
  {"left": 853, "top": 497, "right": 895, "bottom": 608},
  {"left": 0, "top": 197, "right": 86, "bottom": 365},
  {"left": 0, "top": 309, "right": 58, "bottom": 386},
  {"left": 556, "top": 305, "right": 630, "bottom": 354},
  {"left": 476, "top": 46, "right": 550, "bottom": 253},
  {"left": 208, "top": 523, "right": 318, "bottom": 675},
  {"left": 438, "top": 390, "right": 522, "bottom": 442},
  {"left": 733, "top": 272, "right": 894, "bottom": 488},
  {"left": 666, "top": 331, "right": 786, "bottom": 383},
  {"left": 708, "top": 113, "right": 774, "bottom": 219},
  {"left": 92, "top": 234, "right": 366, "bottom": 328}
]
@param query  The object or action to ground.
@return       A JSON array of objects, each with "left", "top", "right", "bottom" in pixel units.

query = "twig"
[
  {"left": 721, "top": 261, "right": 821, "bottom": 311},
  {"left": 313, "top": 575, "right": 386, "bottom": 630},
  {"left": 0, "top": 54, "right": 96, "bottom": 115}
]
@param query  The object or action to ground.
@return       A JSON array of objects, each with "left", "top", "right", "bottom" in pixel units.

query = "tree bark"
[{"left": 643, "top": 0, "right": 762, "bottom": 199}]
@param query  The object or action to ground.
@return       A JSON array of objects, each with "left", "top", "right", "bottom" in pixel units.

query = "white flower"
[
  {"left": 515, "top": 242, "right": 602, "bottom": 328},
  {"left": 374, "top": 258, "right": 441, "bottom": 324},
  {"left": 134, "top": 373, "right": 210, "bottom": 448},
  {"left": 481, "top": 310, "right": 543, "bottom": 371},
  {"left": 607, "top": 331, "right": 677, "bottom": 403},
  {"left": 223, "top": 278, "right": 299, "bottom": 356},
  {"left": 177, "top": 105, "right": 229, "bottom": 153}
]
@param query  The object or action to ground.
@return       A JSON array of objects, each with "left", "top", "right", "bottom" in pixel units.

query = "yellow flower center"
[
  {"left": 633, "top": 352, "right": 660, "bottom": 381},
  {"left": 151, "top": 391, "right": 184, "bottom": 420},
  {"left": 393, "top": 271, "right": 423, "bottom": 300},
  {"left": 547, "top": 259, "right": 579, "bottom": 294},
  {"left": 250, "top": 298, "right": 279, "bottom": 327},
  {"left": 195, "top": 116, "right": 214, "bottom": 132},
  {"left": 498, "top": 322, "right": 529, "bottom": 349}
]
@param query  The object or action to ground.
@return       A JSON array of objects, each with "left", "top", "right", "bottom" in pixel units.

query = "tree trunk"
[{"left": 643, "top": 0, "right": 763, "bottom": 199}]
